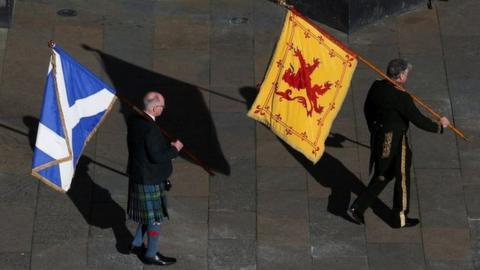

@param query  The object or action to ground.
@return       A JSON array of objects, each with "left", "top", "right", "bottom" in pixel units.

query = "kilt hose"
[{"left": 127, "top": 182, "right": 169, "bottom": 224}]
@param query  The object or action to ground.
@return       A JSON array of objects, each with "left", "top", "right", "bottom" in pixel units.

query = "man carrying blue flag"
[
  {"left": 127, "top": 91, "right": 183, "bottom": 266},
  {"left": 31, "top": 42, "right": 116, "bottom": 192}
]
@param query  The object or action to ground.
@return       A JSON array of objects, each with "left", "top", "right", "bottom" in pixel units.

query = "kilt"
[{"left": 127, "top": 182, "right": 169, "bottom": 224}]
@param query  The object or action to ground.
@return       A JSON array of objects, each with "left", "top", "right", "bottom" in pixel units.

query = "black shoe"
[
  {"left": 128, "top": 244, "right": 146, "bottom": 256},
  {"left": 157, "top": 253, "right": 177, "bottom": 263},
  {"left": 143, "top": 254, "right": 176, "bottom": 266},
  {"left": 349, "top": 207, "right": 365, "bottom": 224},
  {"left": 393, "top": 218, "right": 420, "bottom": 228}
]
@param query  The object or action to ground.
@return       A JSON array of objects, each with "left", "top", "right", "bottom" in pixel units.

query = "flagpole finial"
[
  {"left": 277, "top": 0, "right": 294, "bottom": 9},
  {"left": 48, "top": 40, "right": 56, "bottom": 48}
]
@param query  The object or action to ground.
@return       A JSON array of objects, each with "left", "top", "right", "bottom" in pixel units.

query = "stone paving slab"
[
  {"left": 155, "top": 15, "right": 209, "bottom": 52},
  {"left": 365, "top": 212, "right": 422, "bottom": 244},
  {"left": 87, "top": 238, "right": 143, "bottom": 270},
  {"left": 211, "top": 112, "right": 255, "bottom": 160},
  {"left": 469, "top": 220, "right": 480, "bottom": 269},
  {"left": 396, "top": 8, "right": 443, "bottom": 55},
  {"left": 209, "top": 210, "right": 256, "bottom": 240},
  {"left": 464, "top": 184, "right": 480, "bottom": 219},
  {"left": 160, "top": 222, "right": 208, "bottom": 257},
  {"left": 170, "top": 163, "right": 210, "bottom": 197},
  {"left": 367, "top": 243, "right": 426, "bottom": 270},
  {"left": 422, "top": 228, "right": 471, "bottom": 261},
  {"left": 211, "top": 54, "right": 254, "bottom": 86},
  {"left": 313, "top": 256, "right": 369, "bottom": 270},
  {"left": 154, "top": 50, "right": 210, "bottom": 89},
  {"left": 0, "top": 205, "right": 35, "bottom": 253},
  {"left": 415, "top": 169, "right": 468, "bottom": 227},
  {"left": 151, "top": 254, "right": 207, "bottom": 270},
  {"left": 436, "top": 0, "right": 480, "bottom": 36},
  {"left": 31, "top": 242, "right": 89, "bottom": 270},
  {"left": 257, "top": 243, "right": 310, "bottom": 270},
  {"left": 0, "top": 3, "right": 53, "bottom": 118},
  {"left": 0, "top": 173, "right": 37, "bottom": 207},
  {"left": 209, "top": 85, "right": 251, "bottom": 113},
  {"left": 427, "top": 260, "right": 475, "bottom": 270},
  {"left": 169, "top": 196, "right": 209, "bottom": 224},
  {"left": 448, "top": 78, "right": 480, "bottom": 120},
  {"left": 208, "top": 239, "right": 256, "bottom": 270},
  {"left": 0, "top": 252, "right": 30, "bottom": 270},
  {"left": 256, "top": 138, "right": 304, "bottom": 168},
  {"left": 257, "top": 216, "right": 309, "bottom": 247},
  {"left": 257, "top": 166, "right": 307, "bottom": 192},
  {"left": 309, "top": 199, "right": 366, "bottom": 259},
  {"left": 209, "top": 158, "right": 256, "bottom": 212}
]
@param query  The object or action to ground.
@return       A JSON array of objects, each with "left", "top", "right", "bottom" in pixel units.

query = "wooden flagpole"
[{"left": 273, "top": 2, "right": 469, "bottom": 141}]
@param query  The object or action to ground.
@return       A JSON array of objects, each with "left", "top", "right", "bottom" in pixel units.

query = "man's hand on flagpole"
[
  {"left": 440, "top": 117, "right": 450, "bottom": 128},
  {"left": 171, "top": 140, "right": 184, "bottom": 152}
]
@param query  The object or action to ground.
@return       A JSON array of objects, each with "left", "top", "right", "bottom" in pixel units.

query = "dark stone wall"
[
  {"left": 289, "top": 0, "right": 426, "bottom": 33},
  {"left": 0, "top": 0, "right": 14, "bottom": 28}
]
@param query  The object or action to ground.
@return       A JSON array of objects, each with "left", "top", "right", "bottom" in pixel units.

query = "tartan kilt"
[{"left": 127, "top": 182, "right": 169, "bottom": 224}]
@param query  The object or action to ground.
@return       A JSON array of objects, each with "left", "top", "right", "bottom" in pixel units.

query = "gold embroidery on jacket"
[
  {"left": 381, "top": 132, "right": 393, "bottom": 158},
  {"left": 399, "top": 135, "right": 407, "bottom": 227}
]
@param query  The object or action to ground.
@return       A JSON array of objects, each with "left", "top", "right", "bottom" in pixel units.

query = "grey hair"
[
  {"left": 386, "top": 59, "right": 412, "bottom": 79},
  {"left": 143, "top": 96, "right": 160, "bottom": 110}
]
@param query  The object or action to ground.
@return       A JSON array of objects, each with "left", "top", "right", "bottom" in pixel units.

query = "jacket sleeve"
[
  {"left": 144, "top": 126, "right": 179, "bottom": 163},
  {"left": 398, "top": 93, "right": 440, "bottom": 133}
]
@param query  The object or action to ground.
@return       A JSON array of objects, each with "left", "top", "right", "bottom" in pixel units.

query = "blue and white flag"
[{"left": 32, "top": 45, "right": 117, "bottom": 192}]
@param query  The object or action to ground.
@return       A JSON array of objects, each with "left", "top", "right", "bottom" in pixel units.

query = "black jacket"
[
  {"left": 364, "top": 80, "right": 440, "bottom": 134},
  {"left": 127, "top": 114, "right": 178, "bottom": 185}
]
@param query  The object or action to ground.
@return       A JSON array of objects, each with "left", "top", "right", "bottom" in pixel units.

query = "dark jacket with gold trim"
[
  {"left": 364, "top": 80, "right": 440, "bottom": 134},
  {"left": 364, "top": 80, "right": 441, "bottom": 174}
]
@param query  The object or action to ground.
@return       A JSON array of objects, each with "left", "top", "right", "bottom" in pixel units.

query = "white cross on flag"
[{"left": 31, "top": 45, "right": 117, "bottom": 192}]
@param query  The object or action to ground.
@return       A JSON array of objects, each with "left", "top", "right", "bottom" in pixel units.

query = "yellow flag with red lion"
[{"left": 248, "top": 9, "right": 357, "bottom": 163}]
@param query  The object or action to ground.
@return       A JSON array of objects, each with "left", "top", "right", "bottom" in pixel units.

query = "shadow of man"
[
  {"left": 239, "top": 87, "right": 391, "bottom": 225},
  {"left": 23, "top": 116, "right": 133, "bottom": 254},
  {"left": 82, "top": 44, "right": 230, "bottom": 176},
  {"left": 70, "top": 156, "right": 133, "bottom": 254}
]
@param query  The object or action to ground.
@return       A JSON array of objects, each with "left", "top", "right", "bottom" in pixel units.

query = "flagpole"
[
  {"left": 48, "top": 40, "right": 215, "bottom": 176},
  {"left": 271, "top": 3, "right": 469, "bottom": 141}
]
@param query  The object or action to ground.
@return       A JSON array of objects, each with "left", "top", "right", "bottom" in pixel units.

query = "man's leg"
[
  {"left": 129, "top": 223, "right": 147, "bottom": 255},
  {"left": 143, "top": 223, "right": 176, "bottom": 265},
  {"left": 132, "top": 223, "right": 147, "bottom": 247},
  {"left": 145, "top": 223, "right": 161, "bottom": 258},
  {"left": 351, "top": 131, "right": 395, "bottom": 223}
]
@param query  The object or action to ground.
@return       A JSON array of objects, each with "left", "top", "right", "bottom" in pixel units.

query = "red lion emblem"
[{"left": 276, "top": 48, "right": 332, "bottom": 117}]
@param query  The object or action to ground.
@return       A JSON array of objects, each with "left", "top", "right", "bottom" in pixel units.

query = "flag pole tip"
[
  {"left": 277, "top": 0, "right": 294, "bottom": 9},
  {"left": 48, "top": 40, "right": 56, "bottom": 48}
]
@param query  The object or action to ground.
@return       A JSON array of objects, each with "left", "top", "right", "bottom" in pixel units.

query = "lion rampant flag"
[{"left": 248, "top": 9, "right": 357, "bottom": 163}]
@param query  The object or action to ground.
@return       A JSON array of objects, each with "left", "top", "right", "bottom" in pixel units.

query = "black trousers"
[{"left": 352, "top": 132, "right": 412, "bottom": 226}]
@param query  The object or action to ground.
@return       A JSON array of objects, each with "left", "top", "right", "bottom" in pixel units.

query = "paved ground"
[{"left": 0, "top": 0, "right": 479, "bottom": 269}]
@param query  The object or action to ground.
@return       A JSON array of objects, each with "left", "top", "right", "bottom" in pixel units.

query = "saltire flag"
[
  {"left": 247, "top": 9, "right": 358, "bottom": 163},
  {"left": 31, "top": 45, "right": 117, "bottom": 192}
]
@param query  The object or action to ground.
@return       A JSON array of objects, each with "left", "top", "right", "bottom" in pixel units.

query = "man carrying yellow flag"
[{"left": 247, "top": 9, "right": 358, "bottom": 163}]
